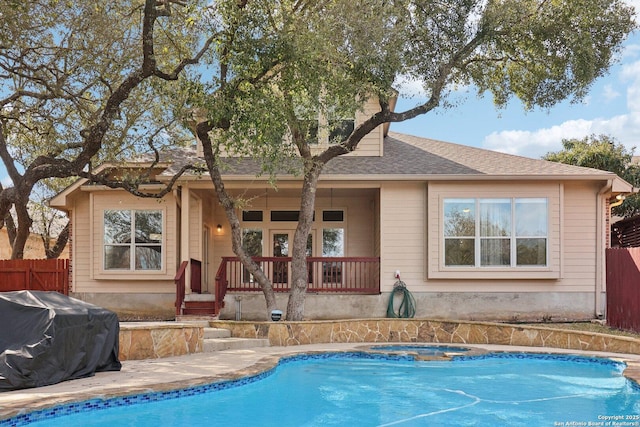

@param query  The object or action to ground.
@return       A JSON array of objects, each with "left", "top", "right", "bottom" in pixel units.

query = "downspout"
[{"left": 595, "top": 179, "right": 612, "bottom": 319}]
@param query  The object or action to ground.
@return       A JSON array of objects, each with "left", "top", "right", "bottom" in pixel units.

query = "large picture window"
[
  {"left": 444, "top": 198, "right": 548, "bottom": 267},
  {"left": 104, "top": 210, "right": 163, "bottom": 271}
]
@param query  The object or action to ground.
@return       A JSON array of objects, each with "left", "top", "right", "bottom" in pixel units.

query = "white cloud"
[
  {"left": 394, "top": 75, "right": 472, "bottom": 100},
  {"left": 626, "top": 0, "right": 640, "bottom": 13},
  {"left": 602, "top": 84, "right": 621, "bottom": 102},
  {"left": 482, "top": 112, "right": 640, "bottom": 159},
  {"left": 621, "top": 60, "right": 640, "bottom": 112},
  {"left": 394, "top": 75, "right": 427, "bottom": 98},
  {"left": 483, "top": 119, "right": 594, "bottom": 158}
]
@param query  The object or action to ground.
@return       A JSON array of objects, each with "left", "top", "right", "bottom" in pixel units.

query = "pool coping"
[{"left": 1, "top": 342, "right": 639, "bottom": 423}]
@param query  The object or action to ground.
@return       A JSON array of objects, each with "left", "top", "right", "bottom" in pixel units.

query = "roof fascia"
[
  {"left": 49, "top": 177, "right": 89, "bottom": 209},
  {"left": 49, "top": 161, "right": 172, "bottom": 209}
]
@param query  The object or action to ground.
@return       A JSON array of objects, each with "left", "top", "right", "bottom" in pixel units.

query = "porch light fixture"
[{"left": 216, "top": 224, "right": 222, "bottom": 232}]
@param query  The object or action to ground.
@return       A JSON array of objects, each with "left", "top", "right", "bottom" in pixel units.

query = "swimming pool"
[{"left": 6, "top": 352, "right": 640, "bottom": 426}]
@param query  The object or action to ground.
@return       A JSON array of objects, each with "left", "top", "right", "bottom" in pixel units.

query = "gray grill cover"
[{"left": 0, "top": 291, "right": 121, "bottom": 391}]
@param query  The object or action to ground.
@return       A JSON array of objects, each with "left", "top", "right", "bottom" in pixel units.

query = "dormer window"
[
  {"left": 300, "top": 112, "right": 355, "bottom": 146},
  {"left": 328, "top": 119, "right": 355, "bottom": 144}
]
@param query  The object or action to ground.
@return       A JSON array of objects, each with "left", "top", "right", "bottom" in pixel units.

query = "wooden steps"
[{"left": 182, "top": 294, "right": 217, "bottom": 316}]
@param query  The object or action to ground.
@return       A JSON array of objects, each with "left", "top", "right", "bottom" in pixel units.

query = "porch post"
[{"left": 180, "top": 184, "right": 191, "bottom": 294}]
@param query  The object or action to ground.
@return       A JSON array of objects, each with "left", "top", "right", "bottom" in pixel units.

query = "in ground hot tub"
[{"left": 370, "top": 344, "right": 470, "bottom": 356}]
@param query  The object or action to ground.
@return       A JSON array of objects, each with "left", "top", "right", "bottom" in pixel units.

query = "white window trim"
[
  {"left": 96, "top": 207, "right": 168, "bottom": 278},
  {"left": 443, "top": 197, "right": 549, "bottom": 269},
  {"left": 430, "top": 193, "right": 559, "bottom": 280}
]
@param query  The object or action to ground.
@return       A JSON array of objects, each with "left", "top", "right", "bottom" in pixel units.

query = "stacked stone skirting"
[
  {"left": 212, "top": 319, "right": 640, "bottom": 355},
  {"left": 118, "top": 323, "right": 203, "bottom": 361},
  {"left": 116, "top": 319, "right": 640, "bottom": 360}
]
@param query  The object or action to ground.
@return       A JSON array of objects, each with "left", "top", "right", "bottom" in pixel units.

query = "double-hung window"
[
  {"left": 443, "top": 198, "right": 548, "bottom": 267},
  {"left": 104, "top": 210, "right": 163, "bottom": 271}
]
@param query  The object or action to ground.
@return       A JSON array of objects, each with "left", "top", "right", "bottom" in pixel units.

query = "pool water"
[{"left": 12, "top": 353, "right": 640, "bottom": 427}]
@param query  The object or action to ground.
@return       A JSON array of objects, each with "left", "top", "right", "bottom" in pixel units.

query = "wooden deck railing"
[
  {"left": 216, "top": 257, "right": 380, "bottom": 296},
  {"left": 174, "top": 261, "right": 188, "bottom": 316},
  {"left": 174, "top": 259, "right": 204, "bottom": 315}
]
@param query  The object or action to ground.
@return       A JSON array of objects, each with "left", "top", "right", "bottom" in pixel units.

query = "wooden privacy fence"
[
  {"left": 606, "top": 248, "right": 640, "bottom": 334},
  {"left": 0, "top": 259, "right": 69, "bottom": 295}
]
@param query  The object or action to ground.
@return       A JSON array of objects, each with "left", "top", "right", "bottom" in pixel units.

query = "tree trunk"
[
  {"left": 4, "top": 211, "right": 16, "bottom": 249},
  {"left": 210, "top": 161, "right": 278, "bottom": 318},
  {"left": 286, "top": 165, "right": 322, "bottom": 320},
  {"left": 197, "top": 123, "right": 278, "bottom": 318},
  {"left": 44, "top": 222, "right": 69, "bottom": 259},
  {"left": 11, "top": 202, "right": 32, "bottom": 260}
]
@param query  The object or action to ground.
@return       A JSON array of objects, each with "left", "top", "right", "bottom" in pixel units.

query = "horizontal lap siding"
[
  {"left": 342, "top": 196, "right": 375, "bottom": 257},
  {"left": 72, "top": 191, "right": 177, "bottom": 294},
  {"left": 72, "top": 195, "right": 91, "bottom": 292},
  {"left": 380, "top": 183, "right": 425, "bottom": 290},
  {"left": 348, "top": 98, "right": 383, "bottom": 157},
  {"left": 561, "top": 182, "right": 600, "bottom": 291}
]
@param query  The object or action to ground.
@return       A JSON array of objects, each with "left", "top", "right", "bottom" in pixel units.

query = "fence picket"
[
  {"left": 0, "top": 259, "right": 69, "bottom": 295},
  {"left": 606, "top": 248, "right": 640, "bottom": 334}
]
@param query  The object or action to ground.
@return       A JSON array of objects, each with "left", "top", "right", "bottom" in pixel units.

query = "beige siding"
[
  {"left": 71, "top": 190, "right": 178, "bottom": 294},
  {"left": 380, "top": 180, "right": 602, "bottom": 294},
  {"left": 380, "top": 182, "right": 426, "bottom": 288},
  {"left": 345, "top": 97, "right": 383, "bottom": 157},
  {"left": 197, "top": 191, "right": 217, "bottom": 291},
  {"left": 71, "top": 193, "right": 91, "bottom": 291},
  {"left": 346, "top": 196, "right": 375, "bottom": 256},
  {"left": 561, "top": 181, "right": 601, "bottom": 290}
]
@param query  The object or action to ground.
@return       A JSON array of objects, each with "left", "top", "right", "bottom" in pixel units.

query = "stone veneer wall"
[
  {"left": 212, "top": 319, "right": 640, "bottom": 355},
  {"left": 118, "top": 323, "right": 202, "bottom": 361}
]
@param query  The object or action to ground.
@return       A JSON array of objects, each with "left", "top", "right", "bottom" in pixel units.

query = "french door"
[{"left": 270, "top": 230, "right": 313, "bottom": 286}]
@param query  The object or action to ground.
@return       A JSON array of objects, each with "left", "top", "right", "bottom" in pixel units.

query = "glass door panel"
[
  {"left": 323, "top": 228, "right": 344, "bottom": 285},
  {"left": 242, "top": 229, "right": 262, "bottom": 285},
  {"left": 271, "top": 231, "right": 313, "bottom": 286},
  {"left": 272, "top": 232, "right": 289, "bottom": 285}
]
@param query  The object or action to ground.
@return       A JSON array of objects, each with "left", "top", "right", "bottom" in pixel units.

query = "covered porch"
[{"left": 174, "top": 184, "right": 381, "bottom": 318}]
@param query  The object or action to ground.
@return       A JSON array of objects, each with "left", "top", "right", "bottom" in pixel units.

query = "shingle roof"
[
  {"left": 378, "top": 132, "right": 613, "bottom": 177},
  {"left": 158, "top": 131, "right": 615, "bottom": 180}
]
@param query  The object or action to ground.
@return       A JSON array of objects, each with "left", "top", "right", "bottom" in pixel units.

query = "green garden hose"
[{"left": 386, "top": 280, "right": 416, "bottom": 318}]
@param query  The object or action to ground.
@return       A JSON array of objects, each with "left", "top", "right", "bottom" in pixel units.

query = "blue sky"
[{"left": 393, "top": 0, "right": 640, "bottom": 160}]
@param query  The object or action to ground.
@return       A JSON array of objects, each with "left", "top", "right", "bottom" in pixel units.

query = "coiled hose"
[{"left": 386, "top": 280, "right": 416, "bottom": 318}]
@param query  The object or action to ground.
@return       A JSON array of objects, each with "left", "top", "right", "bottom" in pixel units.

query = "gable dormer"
[{"left": 195, "top": 96, "right": 388, "bottom": 158}]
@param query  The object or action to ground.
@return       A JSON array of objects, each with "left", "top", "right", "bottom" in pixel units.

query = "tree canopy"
[
  {"left": 543, "top": 134, "right": 640, "bottom": 217},
  {"left": 0, "top": 0, "right": 206, "bottom": 258}
]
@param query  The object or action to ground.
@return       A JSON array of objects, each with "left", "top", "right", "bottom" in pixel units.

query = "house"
[{"left": 50, "top": 99, "right": 634, "bottom": 322}]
